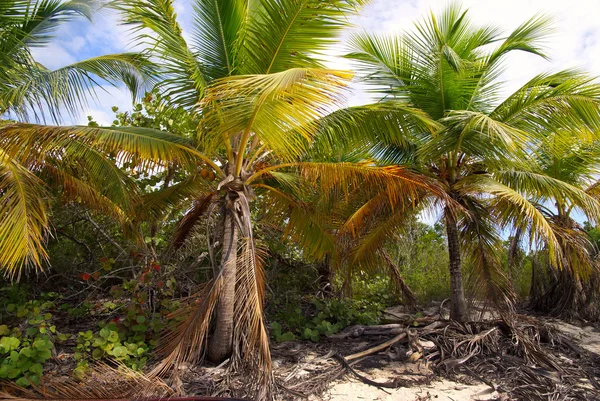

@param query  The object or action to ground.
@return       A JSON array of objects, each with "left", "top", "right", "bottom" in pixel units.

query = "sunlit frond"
[
  {"left": 0, "top": 123, "right": 215, "bottom": 173},
  {"left": 241, "top": 0, "right": 366, "bottom": 74},
  {"left": 457, "top": 174, "right": 561, "bottom": 265},
  {"left": 116, "top": 0, "right": 207, "bottom": 108},
  {"left": 495, "top": 170, "right": 600, "bottom": 224},
  {"left": 190, "top": 0, "right": 246, "bottom": 80},
  {"left": 492, "top": 70, "right": 600, "bottom": 134},
  {"left": 201, "top": 68, "right": 352, "bottom": 163},
  {"left": 0, "top": 148, "right": 49, "bottom": 278}
]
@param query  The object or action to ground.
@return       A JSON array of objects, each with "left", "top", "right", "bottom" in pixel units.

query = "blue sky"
[{"left": 33, "top": 0, "right": 600, "bottom": 125}]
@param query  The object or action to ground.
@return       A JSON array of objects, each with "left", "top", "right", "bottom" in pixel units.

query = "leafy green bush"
[
  {"left": 0, "top": 328, "right": 52, "bottom": 387},
  {"left": 0, "top": 294, "right": 60, "bottom": 387},
  {"left": 270, "top": 296, "right": 384, "bottom": 343}
]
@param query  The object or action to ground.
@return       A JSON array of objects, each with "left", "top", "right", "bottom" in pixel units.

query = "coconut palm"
[
  {"left": 525, "top": 129, "right": 600, "bottom": 319},
  {"left": 331, "top": 4, "right": 600, "bottom": 321},
  {"left": 1, "top": 1, "right": 442, "bottom": 396},
  {"left": 112, "top": 4, "right": 453, "bottom": 393}
]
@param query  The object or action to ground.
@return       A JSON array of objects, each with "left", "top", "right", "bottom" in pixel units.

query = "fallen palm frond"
[{"left": 0, "top": 363, "right": 249, "bottom": 401}]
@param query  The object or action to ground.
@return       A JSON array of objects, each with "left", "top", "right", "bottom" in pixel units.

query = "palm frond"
[
  {"left": 115, "top": 0, "right": 207, "bottom": 108},
  {"left": 255, "top": 183, "right": 338, "bottom": 260},
  {"left": 495, "top": 170, "right": 600, "bottom": 224},
  {"left": 171, "top": 193, "right": 215, "bottom": 249},
  {"left": 201, "top": 68, "right": 352, "bottom": 164},
  {"left": 0, "top": 0, "right": 94, "bottom": 55},
  {"left": 313, "top": 101, "right": 439, "bottom": 157},
  {"left": 488, "top": 13, "right": 553, "bottom": 65},
  {"left": 5, "top": 53, "right": 157, "bottom": 117},
  {"left": 458, "top": 199, "right": 516, "bottom": 313},
  {"left": 0, "top": 148, "right": 49, "bottom": 278},
  {"left": 190, "top": 0, "right": 246, "bottom": 80},
  {"left": 457, "top": 174, "right": 561, "bottom": 265},
  {"left": 241, "top": 0, "right": 365, "bottom": 74},
  {"left": 491, "top": 70, "right": 600, "bottom": 134},
  {"left": 0, "top": 123, "right": 218, "bottom": 173}
]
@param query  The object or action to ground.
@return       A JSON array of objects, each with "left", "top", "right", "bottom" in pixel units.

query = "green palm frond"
[
  {"left": 201, "top": 68, "right": 352, "bottom": 164},
  {"left": 488, "top": 13, "right": 553, "bottom": 65},
  {"left": 240, "top": 0, "right": 366, "bottom": 74},
  {"left": 190, "top": 0, "right": 246, "bottom": 80},
  {"left": 0, "top": 123, "right": 214, "bottom": 172},
  {"left": 313, "top": 101, "right": 439, "bottom": 156},
  {"left": 1, "top": 53, "right": 156, "bottom": 122},
  {"left": 0, "top": 0, "right": 94, "bottom": 55},
  {"left": 491, "top": 70, "right": 600, "bottom": 133},
  {"left": 419, "top": 110, "right": 533, "bottom": 163},
  {"left": 0, "top": 148, "right": 49, "bottom": 278},
  {"left": 457, "top": 174, "right": 561, "bottom": 264},
  {"left": 495, "top": 170, "right": 600, "bottom": 223},
  {"left": 116, "top": 0, "right": 207, "bottom": 108}
]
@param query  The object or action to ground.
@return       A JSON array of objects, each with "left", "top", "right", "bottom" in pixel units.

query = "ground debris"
[{"left": 270, "top": 314, "right": 600, "bottom": 400}]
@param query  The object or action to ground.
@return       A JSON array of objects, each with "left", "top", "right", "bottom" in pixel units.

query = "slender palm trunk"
[
  {"left": 444, "top": 207, "right": 467, "bottom": 321},
  {"left": 208, "top": 208, "right": 238, "bottom": 362}
]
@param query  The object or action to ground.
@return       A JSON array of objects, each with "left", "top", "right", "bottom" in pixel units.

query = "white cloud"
[
  {"left": 342, "top": 0, "right": 600, "bottom": 103},
  {"left": 30, "top": 42, "right": 76, "bottom": 70},
  {"left": 67, "top": 36, "right": 86, "bottom": 53},
  {"left": 30, "top": 0, "right": 600, "bottom": 122},
  {"left": 74, "top": 85, "right": 137, "bottom": 126}
]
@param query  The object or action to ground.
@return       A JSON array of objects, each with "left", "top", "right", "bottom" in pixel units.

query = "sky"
[{"left": 31, "top": 0, "right": 600, "bottom": 125}]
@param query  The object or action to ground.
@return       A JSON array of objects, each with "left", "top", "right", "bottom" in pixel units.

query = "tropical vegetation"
[{"left": 1, "top": 1, "right": 600, "bottom": 400}]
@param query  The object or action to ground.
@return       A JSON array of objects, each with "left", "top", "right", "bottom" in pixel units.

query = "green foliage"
[
  {"left": 350, "top": 273, "right": 400, "bottom": 306},
  {"left": 75, "top": 322, "right": 149, "bottom": 372},
  {"left": 270, "top": 296, "right": 384, "bottom": 343},
  {"left": 0, "top": 292, "right": 60, "bottom": 387},
  {"left": 387, "top": 221, "right": 451, "bottom": 302}
]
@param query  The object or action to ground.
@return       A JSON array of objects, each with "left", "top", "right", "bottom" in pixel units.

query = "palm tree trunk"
[
  {"left": 208, "top": 209, "right": 238, "bottom": 362},
  {"left": 444, "top": 207, "right": 468, "bottom": 321}
]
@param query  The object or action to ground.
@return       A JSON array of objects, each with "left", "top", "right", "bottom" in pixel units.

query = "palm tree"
[
  {"left": 332, "top": 3, "right": 600, "bottom": 321},
  {"left": 1, "top": 1, "right": 439, "bottom": 395},
  {"left": 525, "top": 129, "right": 600, "bottom": 319},
  {"left": 111, "top": 4, "right": 452, "bottom": 392}
]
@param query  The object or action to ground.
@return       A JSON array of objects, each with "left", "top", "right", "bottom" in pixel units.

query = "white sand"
[
  {"left": 552, "top": 321, "right": 600, "bottom": 354},
  {"left": 309, "top": 320, "right": 599, "bottom": 401},
  {"left": 314, "top": 378, "right": 498, "bottom": 401}
]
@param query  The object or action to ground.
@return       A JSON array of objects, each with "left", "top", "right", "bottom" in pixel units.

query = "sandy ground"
[
  {"left": 315, "top": 379, "right": 498, "bottom": 401},
  {"left": 552, "top": 321, "right": 600, "bottom": 354},
  {"left": 309, "top": 319, "right": 600, "bottom": 401}
]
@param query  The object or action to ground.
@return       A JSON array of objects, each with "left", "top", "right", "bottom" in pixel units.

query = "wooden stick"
[{"left": 346, "top": 332, "right": 407, "bottom": 361}]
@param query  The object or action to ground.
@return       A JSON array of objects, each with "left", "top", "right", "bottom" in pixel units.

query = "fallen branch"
[
  {"left": 330, "top": 324, "right": 405, "bottom": 339},
  {"left": 346, "top": 332, "right": 407, "bottom": 361}
]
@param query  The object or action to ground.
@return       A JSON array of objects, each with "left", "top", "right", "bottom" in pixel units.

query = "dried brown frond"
[
  {"left": 150, "top": 279, "right": 223, "bottom": 378},
  {"left": 172, "top": 193, "right": 216, "bottom": 249},
  {"left": 378, "top": 249, "right": 417, "bottom": 308},
  {"left": 0, "top": 363, "right": 174, "bottom": 401}
]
